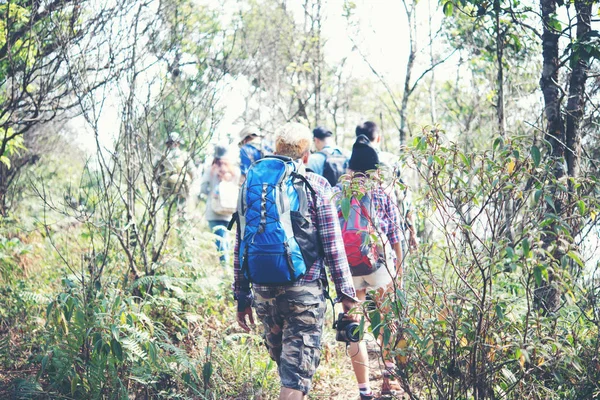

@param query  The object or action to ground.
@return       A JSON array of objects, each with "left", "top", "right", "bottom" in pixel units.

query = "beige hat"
[{"left": 238, "top": 126, "right": 263, "bottom": 144}]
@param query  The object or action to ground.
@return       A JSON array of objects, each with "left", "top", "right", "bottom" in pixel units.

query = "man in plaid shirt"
[{"left": 233, "top": 122, "right": 357, "bottom": 399}]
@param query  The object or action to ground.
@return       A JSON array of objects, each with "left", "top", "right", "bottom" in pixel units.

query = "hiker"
[
  {"left": 200, "top": 145, "right": 240, "bottom": 265},
  {"left": 307, "top": 126, "right": 348, "bottom": 186},
  {"left": 156, "top": 132, "right": 195, "bottom": 217},
  {"left": 355, "top": 121, "right": 418, "bottom": 252},
  {"left": 238, "top": 126, "right": 265, "bottom": 183},
  {"left": 334, "top": 134, "right": 404, "bottom": 400},
  {"left": 232, "top": 122, "right": 358, "bottom": 400}
]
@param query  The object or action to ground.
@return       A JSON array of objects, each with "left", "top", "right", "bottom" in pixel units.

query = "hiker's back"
[
  {"left": 201, "top": 154, "right": 240, "bottom": 221},
  {"left": 308, "top": 146, "right": 348, "bottom": 186},
  {"left": 337, "top": 186, "right": 396, "bottom": 276}
]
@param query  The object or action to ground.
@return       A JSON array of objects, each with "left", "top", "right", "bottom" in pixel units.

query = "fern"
[
  {"left": 10, "top": 378, "right": 43, "bottom": 399},
  {"left": 0, "top": 335, "right": 10, "bottom": 367},
  {"left": 122, "top": 337, "right": 147, "bottom": 361}
]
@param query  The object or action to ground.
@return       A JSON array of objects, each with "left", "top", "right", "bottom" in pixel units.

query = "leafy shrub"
[{"left": 360, "top": 131, "right": 600, "bottom": 399}]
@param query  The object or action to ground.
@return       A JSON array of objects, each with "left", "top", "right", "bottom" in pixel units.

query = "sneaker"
[{"left": 360, "top": 391, "right": 376, "bottom": 400}]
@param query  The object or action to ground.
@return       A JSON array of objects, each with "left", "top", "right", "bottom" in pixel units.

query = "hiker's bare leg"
[
  {"left": 279, "top": 387, "right": 305, "bottom": 399},
  {"left": 349, "top": 289, "right": 370, "bottom": 388}
]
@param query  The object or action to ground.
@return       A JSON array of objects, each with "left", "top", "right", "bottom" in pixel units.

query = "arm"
[
  {"left": 199, "top": 166, "right": 211, "bottom": 196},
  {"left": 382, "top": 190, "right": 403, "bottom": 271},
  {"left": 392, "top": 241, "right": 403, "bottom": 277},
  {"left": 239, "top": 146, "right": 253, "bottom": 177},
  {"left": 405, "top": 210, "right": 418, "bottom": 251},
  {"left": 233, "top": 228, "right": 254, "bottom": 331}
]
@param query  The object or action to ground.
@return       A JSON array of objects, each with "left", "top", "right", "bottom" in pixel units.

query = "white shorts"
[{"left": 352, "top": 266, "right": 396, "bottom": 291}]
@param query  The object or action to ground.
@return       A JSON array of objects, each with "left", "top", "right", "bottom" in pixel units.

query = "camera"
[{"left": 334, "top": 313, "right": 361, "bottom": 343}]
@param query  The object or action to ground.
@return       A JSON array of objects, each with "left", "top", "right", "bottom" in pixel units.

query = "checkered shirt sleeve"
[
  {"left": 310, "top": 175, "right": 356, "bottom": 301},
  {"left": 372, "top": 187, "right": 402, "bottom": 246}
]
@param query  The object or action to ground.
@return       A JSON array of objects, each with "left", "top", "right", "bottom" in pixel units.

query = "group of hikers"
[{"left": 163, "top": 121, "right": 417, "bottom": 399}]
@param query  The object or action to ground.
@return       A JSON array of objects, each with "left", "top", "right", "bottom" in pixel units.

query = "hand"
[
  {"left": 341, "top": 296, "right": 360, "bottom": 322},
  {"left": 408, "top": 231, "right": 418, "bottom": 252},
  {"left": 236, "top": 306, "right": 255, "bottom": 332},
  {"left": 395, "top": 261, "right": 404, "bottom": 279}
]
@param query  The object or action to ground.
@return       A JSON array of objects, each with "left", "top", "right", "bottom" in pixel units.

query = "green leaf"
[
  {"left": 522, "top": 238, "right": 530, "bottom": 257},
  {"left": 0, "top": 156, "right": 10, "bottom": 168},
  {"left": 493, "top": 137, "right": 504, "bottom": 151},
  {"left": 202, "top": 361, "right": 213, "bottom": 385},
  {"left": 530, "top": 145, "right": 541, "bottom": 167},
  {"left": 545, "top": 195, "right": 556, "bottom": 211},
  {"left": 370, "top": 310, "right": 382, "bottom": 339},
  {"left": 567, "top": 251, "right": 585, "bottom": 269},
  {"left": 45, "top": 301, "right": 54, "bottom": 320},
  {"left": 443, "top": 1, "right": 454, "bottom": 16},
  {"left": 71, "top": 374, "right": 78, "bottom": 396},
  {"left": 533, "top": 266, "right": 542, "bottom": 286},
  {"left": 495, "top": 304, "right": 505, "bottom": 320},
  {"left": 341, "top": 197, "right": 350, "bottom": 220},
  {"left": 111, "top": 338, "right": 123, "bottom": 361},
  {"left": 505, "top": 246, "right": 515, "bottom": 259},
  {"left": 548, "top": 16, "right": 562, "bottom": 32},
  {"left": 577, "top": 200, "right": 585, "bottom": 215},
  {"left": 383, "top": 325, "right": 391, "bottom": 346}
]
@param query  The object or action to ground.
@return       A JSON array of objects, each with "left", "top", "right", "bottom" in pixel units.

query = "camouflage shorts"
[{"left": 253, "top": 281, "right": 327, "bottom": 395}]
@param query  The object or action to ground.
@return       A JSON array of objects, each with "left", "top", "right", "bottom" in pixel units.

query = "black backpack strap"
[{"left": 227, "top": 212, "right": 239, "bottom": 231}]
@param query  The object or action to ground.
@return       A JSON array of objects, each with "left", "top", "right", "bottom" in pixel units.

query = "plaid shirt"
[
  {"left": 332, "top": 181, "right": 402, "bottom": 247},
  {"left": 233, "top": 172, "right": 357, "bottom": 304}
]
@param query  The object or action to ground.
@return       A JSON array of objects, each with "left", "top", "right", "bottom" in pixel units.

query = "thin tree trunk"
[
  {"left": 400, "top": 1, "right": 416, "bottom": 147},
  {"left": 428, "top": 0, "right": 437, "bottom": 124},
  {"left": 494, "top": 0, "right": 506, "bottom": 138},
  {"left": 314, "top": 0, "right": 322, "bottom": 126},
  {"left": 565, "top": 0, "right": 592, "bottom": 180}
]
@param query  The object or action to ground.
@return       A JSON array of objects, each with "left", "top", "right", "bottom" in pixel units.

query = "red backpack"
[{"left": 339, "top": 195, "right": 392, "bottom": 276}]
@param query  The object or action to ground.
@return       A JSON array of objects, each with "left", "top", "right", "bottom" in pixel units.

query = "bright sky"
[{"left": 75, "top": 0, "right": 442, "bottom": 152}]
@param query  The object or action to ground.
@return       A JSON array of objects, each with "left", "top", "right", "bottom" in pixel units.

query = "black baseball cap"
[{"left": 312, "top": 126, "right": 333, "bottom": 140}]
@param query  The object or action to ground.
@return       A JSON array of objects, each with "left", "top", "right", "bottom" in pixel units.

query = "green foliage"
[
  {"left": 38, "top": 273, "right": 217, "bottom": 398},
  {"left": 366, "top": 130, "right": 600, "bottom": 398}
]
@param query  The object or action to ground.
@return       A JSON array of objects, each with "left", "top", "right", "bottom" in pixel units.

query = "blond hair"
[{"left": 274, "top": 122, "right": 312, "bottom": 160}]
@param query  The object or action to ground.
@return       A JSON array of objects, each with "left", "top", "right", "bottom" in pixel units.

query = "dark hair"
[
  {"left": 348, "top": 135, "right": 379, "bottom": 172},
  {"left": 312, "top": 126, "right": 333, "bottom": 140},
  {"left": 212, "top": 157, "right": 236, "bottom": 181},
  {"left": 355, "top": 121, "right": 378, "bottom": 142}
]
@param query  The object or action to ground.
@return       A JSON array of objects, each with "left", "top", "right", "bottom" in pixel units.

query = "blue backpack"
[{"left": 231, "top": 156, "right": 321, "bottom": 285}]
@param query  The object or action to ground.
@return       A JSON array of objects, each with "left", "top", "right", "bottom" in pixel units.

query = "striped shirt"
[{"left": 233, "top": 171, "right": 357, "bottom": 303}]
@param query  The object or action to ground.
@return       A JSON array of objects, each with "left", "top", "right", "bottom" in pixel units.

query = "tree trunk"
[
  {"left": 428, "top": 0, "right": 437, "bottom": 124},
  {"left": 314, "top": 0, "right": 322, "bottom": 126},
  {"left": 540, "top": 0, "right": 565, "bottom": 162},
  {"left": 537, "top": 0, "right": 564, "bottom": 314},
  {"left": 494, "top": 0, "right": 506, "bottom": 138},
  {"left": 565, "top": 0, "right": 592, "bottom": 180},
  {"left": 399, "top": 1, "right": 417, "bottom": 148}
]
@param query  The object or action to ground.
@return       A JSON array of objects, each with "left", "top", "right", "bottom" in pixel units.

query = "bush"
[{"left": 361, "top": 131, "right": 600, "bottom": 399}]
